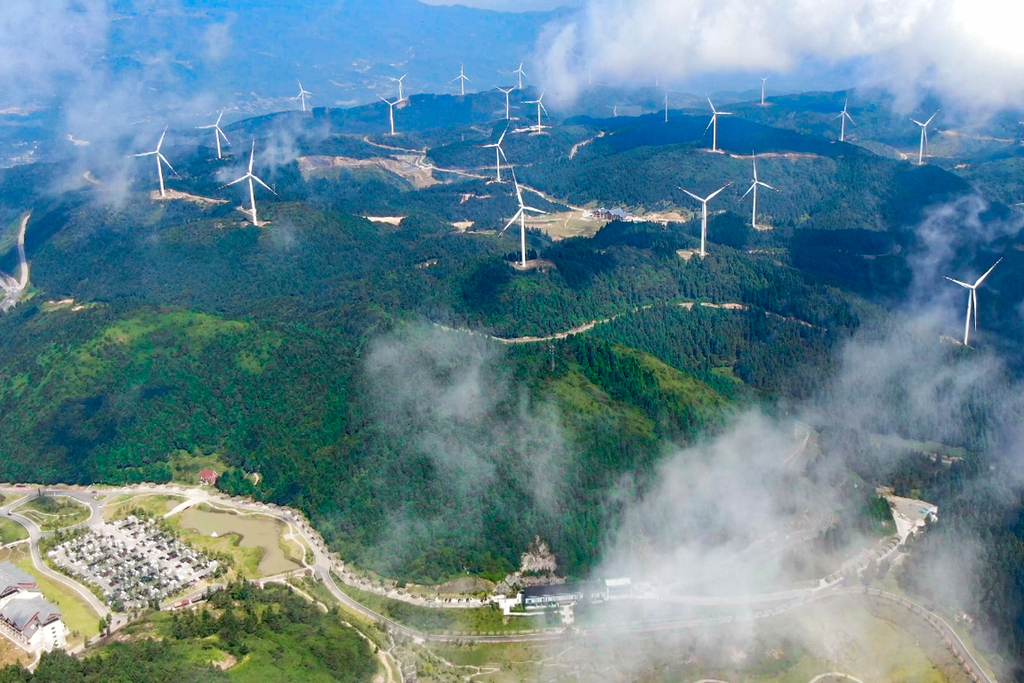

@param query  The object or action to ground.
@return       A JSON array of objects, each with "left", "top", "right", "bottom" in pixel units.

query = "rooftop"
[
  {"left": 0, "top": 595, "right": 60, "bottom": 632},
  {"left": 0, "top": 562, "right": 37, "bottom": 594}
]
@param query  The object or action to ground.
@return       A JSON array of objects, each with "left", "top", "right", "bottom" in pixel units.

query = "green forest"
[
  {"left": 0, "top": 582, "right": 377, "bottom": 683},
  {"left": 1, "top": 90, "right": 1024, "bottom": 670}
]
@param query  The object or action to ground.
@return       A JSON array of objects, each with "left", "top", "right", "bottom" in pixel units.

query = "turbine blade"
[
  {"left": 741, "top": 183, "right": 755, "bottom": 199},
  {"left": 523, "top": 206, "right": 547, "bottom": 214},
  {"left": 222, "top": 175, "right": 249, "bottom": 188},
  {"left": 158, "top": 153, "right": 176, "bottom": 174},
  {"left": 705, "top": 116, "right": 715, "bottom": 133},
  {"left": 706, "top": 95, "right": 715, "bottom": 112},
  {"left": 973, "top": 289, "right": 978, "bottom": 330},
  {"left": 706, "top": 183, "right": 731, "bottom": 201},
  {"left": 500, "top": 210, "right": 522, "bottom": 234},
  {"left": 134, "top": 151, "right": 156, "bottom": 157},
  {"left": 681, "top": 189, "right": 703, "bottom": 202},
  {"left": 251, "top": 175, "right": 277, "bottom": 195},
  {"left": 910, "top": 118, "right": 923, "bottom": 126},
  {"left": 925, "top": 111, "right": 938, "bottom": 125},
  {"left": 974, "top": 257, "right": 1003, "bottom": 287},
  {"left": 944, "top": 276, "right": 972, "bottom": 288},
  {"left": 157, "top": 127, "right": 167, "bottom": 151},
  {"left": 759, "top": 182, "right": 776, "bottom": 191}
]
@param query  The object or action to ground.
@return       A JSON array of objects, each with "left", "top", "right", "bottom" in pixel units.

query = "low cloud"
[{"left": 536, "top": 0, "right": 1024, "bottom": 113}]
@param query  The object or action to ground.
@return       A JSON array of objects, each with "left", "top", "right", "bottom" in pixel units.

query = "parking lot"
[{"left": 48, "top": 516, "right": 218, "bottom": 611}]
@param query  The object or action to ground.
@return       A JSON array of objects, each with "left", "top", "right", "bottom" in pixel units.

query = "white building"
[{"left": 0, "top": 563, "right": 68, "bottom": 653}]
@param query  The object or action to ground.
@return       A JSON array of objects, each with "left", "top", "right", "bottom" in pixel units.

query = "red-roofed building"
[{"left": 199, "top": 469, "right": 218, "bottom": 486}]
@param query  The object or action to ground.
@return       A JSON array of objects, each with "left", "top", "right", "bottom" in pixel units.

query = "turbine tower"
[
  {"left": 496, "top": 86, "right": 516, "bottom": 120},
  {"left": 835, "top": 99, "right": 854, "bottom": 142},
  {"left": 945, "top": 258, "right": 1002, "bottom": 346},
  {"left": 500, "top": 169, "right": 546, "bottom": 267},
  {"left": 760, "top": 77, "right": 769, "bottom": 106},
  {"left": 705, "top": 96, "right": 732, "bottom": 152},
  {"left": 523, "top": 91, "right": 548, "bottom": 131},
  {"left": 741, "top": 154, "right": 777, "bottom": 229},
  {"left": 452, "top": 64, "right": 471, "bottom": 96},
  {"left": 390, "top": 74, "right": 408, "bottom": 100},
  {"left": 911, "top": 111, "right": 939, "bottom": 165},
  {"left": 681, "top": 183, "right": 731, "bottom": 257},
  {"left": 482, "top": 125, "right": 509, "bottom": 181},
  {"left": 514, "top": 63, "right": 527, "bottom": 89},
  {"left": 134, "top": 127, "right": 175, "bottom": 197},
  {"left": 223, "top": 141, "right": 277, "bottom": 226},
  {"left": 197, "top": 111, "right": 230, "bottom": 160},
  {"left": 294, "top": 81, "right": 314, "bottom": 112},
  {"left": 379, "top": 96, "right": 400, "bottom": 135},
  {"left": 664, "top": 92, "right": 669, "bottom": 123}
]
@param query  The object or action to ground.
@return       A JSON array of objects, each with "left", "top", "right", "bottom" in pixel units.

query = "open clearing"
[
  {"left": 297, "top": 155, "right": 438, "bottom": 188},
  {"left": 525, "top": 211, "right": 607, "bottom": 241},
  {"left": 176, "top": 505, "right": 301, "bottom": 577},
  {"left": 16, "top": 495, "right": 90, "bottom": 530},
  {"left": 104, "top": 493, "right": 187, "bottom": 521},
  {"left": 0, "top": 517, "right": 27, "bottom": 545}
]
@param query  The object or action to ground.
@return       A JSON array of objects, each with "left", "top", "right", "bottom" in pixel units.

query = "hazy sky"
[{"left": 419, "top": 0, "right": 573, "bottom": 10}]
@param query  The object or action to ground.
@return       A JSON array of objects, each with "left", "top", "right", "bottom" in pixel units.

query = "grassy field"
[
  {"left": 103, "top": 493, "right": 186, "bottom": 521},
  {"left": 16, "top": 495, "right": 90, "bottom": 530},
  {"left": 0, "top": 517, "right": 27, "bottom": 544},
  {"left": 0, "top": 545, "right": 101, "bottom": 645},
  {"left": 334, "top": 577, "right": 541, "bottom": 634},
  {"left": 173, "top": 505, "right": 300, "bottom": 578},
  {"left": 167, "top": 448, "right": 231, "bottom": 486}
]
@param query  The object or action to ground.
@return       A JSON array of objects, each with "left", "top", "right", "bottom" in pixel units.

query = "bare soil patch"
[{"left": 150, "top": 190, "right": 227, "bottom": 207}]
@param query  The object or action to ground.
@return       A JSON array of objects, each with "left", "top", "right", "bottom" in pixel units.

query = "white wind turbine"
[
  {"left": 390, "top": 74, "right": 408, "bottom": 100},
  {"left": 514, "top": 63, "right": 527, "bottom": 89},
  {"left": 664, "top": 92, "right": 669, "bottom": 123},
  {"left": 911, "top": 111, "right": 939, "bottom": 165},
  {"left": 482, "top": 124, "right": 509, "bottom": 181},
  {"left": 197, "top": 110, "right": 230, "bottom": 159},
  {"left": 524, "top": 91, "right": 548, "bottom": 131},
  {"left": 223, "top": 141, "right": 277, "bottom": 226},
  {"left": 0, "top": 213, "right": 30, "bottom": 313},
  {"left": 496, "top": 86, "right": 516, "bottom": 120},
  {"left": 836, "top": 99, "right": 854, "bottom": 142},
  {"left": 760, "top": 77, "right": 768, "bottom": 106},
  {"left": 741, "top": 154, "right": 777, "bottom": 229},
  {"left": 500, "top": 169, "right": 546, "bottom": 267},
  {"left": 134, "top": 127, "right": 175, "bottom": 197},
  {"left": 705, "top": 96, "right": 732, "bottom": 152},
  {"left": 294, "top": 81, "right": 314, "bottom": 112},
  {"left": 945, "top": 258, "right": 1002, "bottom": 346},
  {"left": 681, "top": 183, "right": 731, "bottom": 257},
  {"left": 379, "top": 96, "right": 400, "bottom": 135},
  {"left": 452, "top": 64, "right": 471, "bottom": 96}
]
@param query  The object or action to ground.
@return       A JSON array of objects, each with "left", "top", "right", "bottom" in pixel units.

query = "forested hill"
[{"left": 1, "top": 93, "right": 1024, "bottom": 666}]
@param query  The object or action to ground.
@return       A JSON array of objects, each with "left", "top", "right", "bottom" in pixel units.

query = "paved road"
[
  {"left": 0, "top": 492, "right": 110, "bottom": 621},
  {"left": 0, "top": 484, "right": 996, "bottom": 681}
]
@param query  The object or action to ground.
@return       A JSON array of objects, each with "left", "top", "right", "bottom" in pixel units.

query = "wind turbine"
[
  {"left": 835, "top": 99, "right": 854, "bottom": 142},
  {"left": 0, "top": 213, "right": 29, "bottom": 313},
  {"left": 223, "top": 141, "right": 276, "bottom": 226},
  {"left": 681, "top": 184, "right": 731, "bottom": 257},
  {"left": 911, "top": 111, "right": 939, "bottom": 165},
  {"left": 390, "top": 74, "right": 408, "bottom": 100},
  {"left": 524, "top": 91, "right": 548, "bottom": 131},
  {"left": 760, "top": 77, "right": 768, "bottom": 106},
  {"left": 664, "top": 92, "right": 669, "bottom": 123},
  {"left": 482, "top": 125, "right": 509, "bottom": 181},
  {"left": 379, "top": 96, "right": 400, "bottom": 135},
  {"left": 197, "top": 111, "right": 230, "bottom": 160},
  {"left": 705, "top": 96, "right": 732, "bottom": 152},
  {"left": 741, "top": 154, "right": 777, "bottom": 229},
  {"left": 945, "top": 258, "right": 1002, "bottom": 346},
  {"left": 500, "top": 169, "right": 546, "bottom": 267},
  {"left": 294, "top": 81, "right": 314, "bottom": 112},
  {"left": 513, "top": 63, "right": 527, "bottom": 89},
  {"left": 452, "top": 64, "right": 471, "bottom": 96},
  {"left": 134, "top": 127, "right": 175, "bottom": 197},
  {"left": 496, "top": 86, "right": 516, "bottom": 120}
]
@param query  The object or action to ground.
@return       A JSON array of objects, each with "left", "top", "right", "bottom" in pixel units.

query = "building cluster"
[
  {"left": 521, "top": 577, "right": 633, "bottom": 610},
  {"left": 583, "top": 207, "right": 639, "bottom": 222},
  {"left": 0, "top": 563, "right": 67, "bottom": 653},
  {"left": 48, "top": 516, "right": 217, "bottom": 611}
]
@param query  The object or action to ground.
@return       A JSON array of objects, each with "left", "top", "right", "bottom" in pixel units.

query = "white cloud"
[{"left": 536, "top": 0, "right": 1024, "bottom": 112}]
